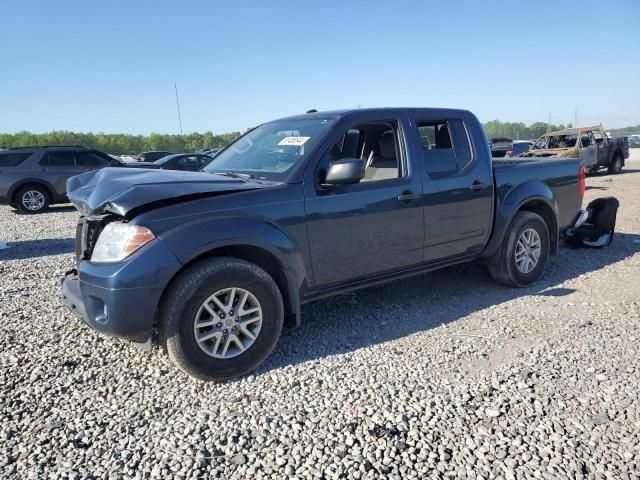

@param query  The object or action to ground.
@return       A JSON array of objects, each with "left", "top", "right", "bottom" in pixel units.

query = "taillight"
[{"left": 578, "top": 166, "right": 586, "bottom": 198}]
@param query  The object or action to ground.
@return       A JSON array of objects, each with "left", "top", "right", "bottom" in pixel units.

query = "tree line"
[
  {"left": 0, "top": 131, "right": 242, "bottom": 154},
  {"left": 483, "top": 120, "right": 574, "bottom": 141},
  {"left": 608, "top": 124, "right": 640, "bottom": 136},
  {"left": 1, "top": 121, "right": 639, "bottom": 154}
]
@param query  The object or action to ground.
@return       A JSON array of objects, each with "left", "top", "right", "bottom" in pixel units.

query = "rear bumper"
[{"left": 60, "top": 239, "right": 183, "bottom": 342}]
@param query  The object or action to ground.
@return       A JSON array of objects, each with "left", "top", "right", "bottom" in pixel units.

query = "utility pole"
[
  {"left": 174, "top": 82, "right": 183, "bottom": 135},
  {"left": 574, "top": 108, "right": 579, "bottom": 127},
  {"left": 547, "top": 112, "right": 552, "bottom": 132}
]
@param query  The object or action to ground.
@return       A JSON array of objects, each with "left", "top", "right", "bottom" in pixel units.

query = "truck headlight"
[{"left": 91, "top": 223, "right": 155, "bottom": 263}]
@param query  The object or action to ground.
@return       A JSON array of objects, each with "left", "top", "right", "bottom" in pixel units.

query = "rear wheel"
[
  {"left": 608, "top": 155, "right": 623, "bottom": 174},
  {"left": 488, "top": 211, "right": 550, "bottom": 287},
  {"left": 160, "top": 257, "right": 284, "bottom": 381},
  {"left": 15, "top": 185, "right": 49, "bottom": 214}
]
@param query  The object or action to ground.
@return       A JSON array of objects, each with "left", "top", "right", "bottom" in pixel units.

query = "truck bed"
[{"left": 493, "top": 157, "right": 582, "bottom": 231}]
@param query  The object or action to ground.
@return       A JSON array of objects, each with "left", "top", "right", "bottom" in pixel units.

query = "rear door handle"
[
  {"left": 397, "top": 191, "right": 421, "bottom": 202},
  {"left": 469, "top": 181, "right": 488, "bottom": 192}
]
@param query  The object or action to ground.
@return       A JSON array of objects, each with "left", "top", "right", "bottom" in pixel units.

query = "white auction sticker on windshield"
[{"left": 278, "top": 136, "right": 310, "bottom": 146}]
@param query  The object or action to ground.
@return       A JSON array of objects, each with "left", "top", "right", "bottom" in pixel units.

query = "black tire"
[
  {"left": 608, "top": 155, "right": 623, "bottom": 174},
  {"left": 488, "top": 211, "right": 550, "bottom": 288},
  {"left": 15, "top": 185, "right": 50, "bottom": 214},
  {"left": 160, "top": 257, "right": 284, "bottom": 381}
]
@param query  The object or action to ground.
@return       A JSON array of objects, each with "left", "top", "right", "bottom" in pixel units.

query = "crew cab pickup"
[
  {"left": 61, "top": 108, "right": 584, "bottom": 381},
  {"left": 522, "top": 125, "right": 628, "bottom": 174}
]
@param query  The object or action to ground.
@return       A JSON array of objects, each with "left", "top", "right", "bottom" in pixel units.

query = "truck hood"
[{"left": 67, "top": 167, "right": 270, "bottom": 217}]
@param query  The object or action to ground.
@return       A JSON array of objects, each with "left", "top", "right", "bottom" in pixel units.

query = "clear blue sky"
[{"left": 1, "top": 0, "right": 639, "bottom": 134}]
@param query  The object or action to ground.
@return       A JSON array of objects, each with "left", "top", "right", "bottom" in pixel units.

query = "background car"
[
  {"left": 0, "top": 146, "right": 123, "bottom": 213},
  {"left": 491, "top": 137, "right": 513, "bottom": 157},
  {"left": 135, "top": 151, "right": 172, "bottom": 162},
  {"left": 197, "top": 147, "right": 223, "bottom": 157},
  {"left": 505, "top": 140, "right": 533, "bottom": 157},
  {"left": 127, "top": 153, "right": 213, "bottom": 171}
]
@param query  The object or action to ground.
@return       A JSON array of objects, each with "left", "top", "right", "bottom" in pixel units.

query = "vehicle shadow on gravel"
[
  {"left": 0, "top": 238, "right": 75, "bottom": 260},
  {"left": 260, "top": 232, "right": 640, "bottom": 374},
  {"left": 8, "top": 204, "right": 76, "bottom": 215}
]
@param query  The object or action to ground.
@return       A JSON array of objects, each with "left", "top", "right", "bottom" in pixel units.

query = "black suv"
[{"left": 0, "top": 146, "right": 122, "bottom": 213}]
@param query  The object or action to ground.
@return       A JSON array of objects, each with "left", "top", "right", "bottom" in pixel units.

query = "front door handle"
[
  {"left": 469, "top": 181, "right": 488, "bottom": 192},
  {"left": 397, "top": 191, "right": 421, "bottom": 202}
]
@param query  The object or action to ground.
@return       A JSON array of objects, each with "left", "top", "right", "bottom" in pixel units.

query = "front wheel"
[
  {"left": 160, "top": 257, "right": 284, "bottom": 381},
  {"left": 488, "top": 211, "right": 550, "bottom": 288}
]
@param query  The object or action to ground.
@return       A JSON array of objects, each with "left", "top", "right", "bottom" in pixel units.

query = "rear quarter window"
[
  {"left": 0, "top": 152, "right": 32, "bottom": 167},
  {"left": 418, "top": 119, "right": 473, "bottom": 174}
]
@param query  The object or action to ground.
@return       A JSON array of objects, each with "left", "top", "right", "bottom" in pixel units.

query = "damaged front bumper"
[{"left": 60, "top": 238, "right": 183, "bottom": 347}]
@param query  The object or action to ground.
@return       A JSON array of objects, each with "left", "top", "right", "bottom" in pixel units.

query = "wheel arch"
[
  {"left": 482, "top": 181, "right": 559, "bottom": 258},
  {"left": 9, "top": 179, "right": 56, "bottom": 205},
  {"left": 169, "top": 244, "right": 299, "bottom": 325},
  {"left": 156, "top": 217, "right": 308, "bottom": 328},
  {"left": 517, "top": 200, "right": 558, "bottom": 254}
]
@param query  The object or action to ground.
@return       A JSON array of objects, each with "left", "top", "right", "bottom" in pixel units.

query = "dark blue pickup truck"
[{"left": 61, "top": 108, "right": 584, "bottom": 381}]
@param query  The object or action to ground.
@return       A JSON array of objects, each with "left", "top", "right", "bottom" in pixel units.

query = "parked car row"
[{"left": 0, "top": 146, "right": 220, "bottom": 213}]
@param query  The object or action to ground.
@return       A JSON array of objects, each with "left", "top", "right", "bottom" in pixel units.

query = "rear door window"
[
  {"left": 0, "top": 152, "right": 32, "bottom": 167},
  {"left": 46, "top": 151, "right": 76, "bottom": 166},
  {"left": 77, "top": 151, "right": 111, "bottom": 167},
  {"left": 418, "top": 120, "right": 457, "bottom": 175},
  {"left": 418, "top": 118, "right": 475, "bottom": 175}
]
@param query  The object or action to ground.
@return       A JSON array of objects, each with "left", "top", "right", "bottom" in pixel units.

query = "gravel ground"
[{"left": 1, "top": 152, "right": 639, "bottom": 479}]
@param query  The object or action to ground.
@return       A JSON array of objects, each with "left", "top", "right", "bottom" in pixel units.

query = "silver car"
[{"left": 0, "top": 146, "right": 122, "bottom": 213}]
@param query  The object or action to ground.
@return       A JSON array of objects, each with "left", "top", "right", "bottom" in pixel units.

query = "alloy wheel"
[
  {"left": 193, "top": 287, "right": 263, "bottom": 359},
  {"left": 22, "top": 190, "right": 45, "bottom": 211},
  {"left": 515, "top": 228, "right": 541, "bottom": 274}
]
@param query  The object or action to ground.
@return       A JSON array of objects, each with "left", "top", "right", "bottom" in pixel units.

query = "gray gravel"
[{"left": 1, "top": 153, "right": 639, "bottom": 479}]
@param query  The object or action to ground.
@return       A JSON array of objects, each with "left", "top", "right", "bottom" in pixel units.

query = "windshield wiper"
[{"left": 213, "top": 171, "right": 254, "bottom": 181}]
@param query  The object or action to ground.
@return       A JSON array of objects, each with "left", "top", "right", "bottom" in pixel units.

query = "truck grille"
[{"left": 75, "top": 217, "right": 107, "bottom": 261}]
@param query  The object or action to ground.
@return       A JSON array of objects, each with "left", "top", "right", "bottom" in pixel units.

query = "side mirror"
[{"left": 323, "top": 158, "right": 365, "bottom": 186}]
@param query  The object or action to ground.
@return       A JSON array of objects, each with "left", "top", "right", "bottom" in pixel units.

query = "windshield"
[
  {"left": 534, "top": 134, "right": 577, "bottom": 150},
  {"left": 203, "top": 118, "right": 335, "bottom": 181}
]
